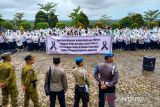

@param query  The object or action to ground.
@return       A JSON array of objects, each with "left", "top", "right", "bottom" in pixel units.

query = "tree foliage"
[
  {"left": 119, "top": 16, "right": 133, "bottom": 28},
  {"left": 36, "top": 2, "right": 58, "bottom": 28},
  {"left": 148, "top": 21, "right": 159, "bottom": 28},
  {"left": 36, "top": 22, "right": 49, "bottom": 29},
  {"left": 131, "top": 23, "right": 139, "bottom": 29},
  {"left": 56, "top": 22, "right": 66, "bottom": 28},
  {"left": 131, "top": 14, "right": 144, "bottom": 27},
  {"left": 14, "top": 12, "right": 24, "bottom": 27},
  {"left": 112, "top": 23, "right": 120, "bottom": 29},
  {"left": 144, "top": 10, "right": 160, "bottom": 22},
  {"left": 99, "top": 14, "right": 111, "bottom": 26},
  {"left": 38, "top": 2, "right": 58, "bottom": 14},
  {"left": 35, "top": 11, "right": 48, "bottom": 27},
  {"left": 1, "top": 21, "right": 13, "bottom": 29},
  {"left": 20, "top": 21, "right": 31, "bottom": 30},
  {"left": 69, "top": 6, "right": 89, "bottom": 28},
  {"left": 48, "top": 12, "right": 58, "bottom": 28}
]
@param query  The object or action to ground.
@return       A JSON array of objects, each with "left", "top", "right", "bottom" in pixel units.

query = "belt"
[{"left": 76, "top": 84, "right": 85, "bottom": 87}]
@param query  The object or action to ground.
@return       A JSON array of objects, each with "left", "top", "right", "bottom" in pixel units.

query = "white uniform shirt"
[
  {"left": 0, "top": 35, "right": 5, "bottom": 43},
  {"left": 16, "top": 34, "right": 23, "bottom": 46},
  {"left": 40, "top": 35, "right": 46, "bottom": 43},
  {"left": 26, "top": 35, "right": 33, "bottom": 43},
  {"left": 33, "top": 35, "right": 39, "bottom": 43}
]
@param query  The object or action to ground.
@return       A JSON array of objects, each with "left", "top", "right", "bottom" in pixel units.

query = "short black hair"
[
  {"left": 24, "top": 55, "right": 34, "bottom": 62},
  {"left": 76, "top": 62, "right": 81, "bottom": 66},
  {"left": 53, "top": 57, "right": 60, "bottom": 65}
]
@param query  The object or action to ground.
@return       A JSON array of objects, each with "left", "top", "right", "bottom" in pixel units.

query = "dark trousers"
[
  {"left": 117, "top": 42, "right": 122, "bottom": 50},
  {"left": 33, "top": 43, "right": 39, "bottom": 51},
  {"left": 124, "top": 44, "right": 130, "bottom": 51},
  {"left": 27, "top": 43, "right": 33, "bottom": 51},
  {"left": 99, "top": 85, "right": 116, "bottom": 107},
  {"left": 8, "top": 42, "right": 13, "bottom": 50},
  {"left": 144, "top": 42, "right": 150, "bottom": 50},
  {"left": 73, "top": 85, "right": 89, "bottom": 107},
  {"left": 13, "top": 41, "right": 17, "bottom": 49},
  {"left": 50, "top": 90, "right": 66, "bottom": 107},
  {"left": 40, "top": 42, "right": 45, "bottom": 51},
  {"left": 113, "top": 43, "right": 117, "bottom": 50},
  {"left": 0, "top": 43, "right": 4, "bottom": 50},
  {"left": 23, "top": 42, "right": 27, "bottom": 49},
  {"left": 3, "top": 43, "right": 8, "bottom": 50}
]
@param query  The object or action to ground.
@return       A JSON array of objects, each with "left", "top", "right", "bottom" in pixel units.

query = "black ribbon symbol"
[
  {"left": 50, "top": 41, "right": 57, "bottom": 50},
  {"left": 101, "top": 41, "right": 108, "bottom": 50}
]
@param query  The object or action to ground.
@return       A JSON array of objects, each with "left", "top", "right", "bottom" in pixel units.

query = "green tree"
[
  {"left": 112, "top": 23, "right": 120, "bottom": 29},
  {"left": 119, "top": 16, "right": 133, "bottom": 28},
  {"left": 36, "top": 22, "right": 49, "bottom": 29},
  {"left": 131, "top": 14, "right": 144, "bottom": 27},
  {"left": 0, "top": 14, "right": 4, "bottom": 23},
  {"left": 20, "top": 21, "right": 31, "bottom": 30},
  {"left": 78, "top": 11, "right": 89, "bottom": 28},
  {"left": 37, "top": 2, "right": 58, "bottom": 28},
  {"left": 1, "top": 21, "right": 13, "bottom": 29},
  {"left": 56, "top": 22, "right": 66, "bottom": 28},
  {"left": 14, "top": 12, "right": 24, "bottom": 28},
  {"left": 148, "top": 21, "right": 158, "bottom": 28},
  {"left": 35, "top": 11, "right": 48, "bottom": 27},
  {"left": 69, "top": 6, "right": 81, "bottom": 25},
  {"left": 99, "top": 14, "right": 111, "bottom": 26},
  {"left": 144, "top": 10, "right": 160, "bottom": 24},
  {"left": 38, "top": 2, "right": 58, "bottom": 15},
  {"left": 48, "top": 12, "right": 58, "bottom": 28},
  {"left": 69, "top": 6, "right": 89, "bottom": 28},
  {"left": 131, "top": 23, "right": 139, "bottom": 29}
]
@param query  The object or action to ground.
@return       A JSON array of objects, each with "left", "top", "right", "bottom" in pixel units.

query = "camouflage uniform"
[
  {"left": 21, "top": 64, "right": 40, "bottom": 107},
  {"left": 0, "top": 62, "right": 18, "bottom": 107}
]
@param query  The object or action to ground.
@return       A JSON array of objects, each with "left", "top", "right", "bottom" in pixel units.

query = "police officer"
[
  {"left": 94, "top": 53, "right": 119, "bottom": 107},
  {"left": 21, "top": 55, "right": 40, "bottom": 107},
  {"left": 0, "top": 52, "right": 18, "bottom": 107},
  {"left": 44, "top": 57, "right": 68, "bottom": 107},
  {"left": 72, "top": 57, "right": 90, "bottom": 107}
]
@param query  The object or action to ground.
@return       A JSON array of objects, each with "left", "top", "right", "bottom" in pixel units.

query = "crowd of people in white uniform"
[{"left": 0, "top": 27, "right": 160, "bottom": 52}]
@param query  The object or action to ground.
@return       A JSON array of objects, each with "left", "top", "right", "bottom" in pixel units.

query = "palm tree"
[
  {"left": 144, "top": 10, "right": 160, "bottom": 22},
  {"left": 14, "top": 13, "right": 24, "bottom": 21},
  {"left": 69, "top": 6, "right": 81, "bottom": 25},
  {"left": 99, "top": 14, "right": 111, "bottom": 25},
  {"left": 38, "top": 2, "right": 58, "bottom": 15},
  {"left": 14, "top": 12, "right": 24, "bottom": 29}
]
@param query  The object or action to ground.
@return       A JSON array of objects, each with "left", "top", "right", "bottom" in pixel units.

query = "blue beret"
[
  {"left": 104, "top": 53, "right": 114, "bottom": 58},
  {"left": 75, "top": 57, "right": 83, "bottom": 63}
]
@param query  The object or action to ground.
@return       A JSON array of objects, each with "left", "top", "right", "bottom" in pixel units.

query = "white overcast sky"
[{"left": 0, "top": 0, "right": 160, "bottom": 20}]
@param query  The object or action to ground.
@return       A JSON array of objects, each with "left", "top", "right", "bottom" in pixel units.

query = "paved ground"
[{"left": 0, "top": 50, "right": 160, "bottom": 107}]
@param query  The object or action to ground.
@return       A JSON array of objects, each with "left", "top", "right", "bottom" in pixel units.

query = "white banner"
[{"left": 46, "top": 35, "right": 112, "bottom": 54}]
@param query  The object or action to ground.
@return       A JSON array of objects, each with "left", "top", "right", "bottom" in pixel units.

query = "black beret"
[{"left": 24, "top": 55, "right": 34, "bottom": 61}]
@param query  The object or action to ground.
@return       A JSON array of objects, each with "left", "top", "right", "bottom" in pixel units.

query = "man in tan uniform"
[
  {"left": 72, "top": 57, "right": 90, "bottom": 107},
  {"left": 21, "top": 55, "right": 40, "bottom": 107},
  {"left": 0, "top": 53, "right": 18, "bottom": 107}
]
